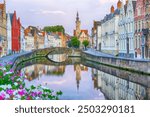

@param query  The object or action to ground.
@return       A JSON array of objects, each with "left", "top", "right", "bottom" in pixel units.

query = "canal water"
[{"left": 19, "top": 55, "right": 150, "bottom": 100}]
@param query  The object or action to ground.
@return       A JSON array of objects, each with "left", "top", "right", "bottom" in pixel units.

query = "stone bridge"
[
  {"left": 11, "top": 47, "right": 81, "bottom": 70},
  {"left": 3, "top": 47, "right": 150, "bottom": 75},
  {"left": 33, "top": 47, "right": 81, "bottom": 57}
]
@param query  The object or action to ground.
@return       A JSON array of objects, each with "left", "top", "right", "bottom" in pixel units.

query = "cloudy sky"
[{"left": 2, "top": 0, "right": 125, "bottom": 35}]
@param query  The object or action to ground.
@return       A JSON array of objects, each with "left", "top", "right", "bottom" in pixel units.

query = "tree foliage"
[
  {"left": 43, "top": 25, "right": 65, "bottom": 34},
  {"left": 82, "top": 40, "right": 89, "bottom": 49},
  {"left": 71, "top": 36, "right": 80, "bottom": 48}
]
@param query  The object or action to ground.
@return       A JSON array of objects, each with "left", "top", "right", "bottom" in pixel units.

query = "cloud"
[
  {"left": 99, "top": 0, "right": 119, "bottom": 4},
  {"left": 30, "top": 9, "right": 66, "bottom": 15}
]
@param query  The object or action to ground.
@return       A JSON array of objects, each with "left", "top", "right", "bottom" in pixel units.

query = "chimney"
[
  {"left": 126, "top": 0, "right": 128, "bottom": 5},
  {"left": 117, "top": 0, "right": 122, "bottom": 9},
  {"left": 111, "top": 5, "right": 115, "bottom": 14}
]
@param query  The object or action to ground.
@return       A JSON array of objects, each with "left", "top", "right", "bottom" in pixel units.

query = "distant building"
[
  {"left": 7, "top": 12, "right": 12, "bottom": 54},
  {"left": 47, "top": 32, "right": 62, "bottom": 47},
  {"left": 0, "top": 0, "right": 7, "bottom": 57},
  {"left": 101, "top": 1, "right": 121, "bottom": 56},
  {"left": 12, "top": 11, "right": 21, "bottom": 53},
  {"left": 134, "top": 0, "right": 146, "bottom": 58},
  {"left": 20, "top": 26, "right": 25, "bottom": 52},
  {"left": 144, "top": 0, "right": 150, "bottom": 59},
  {"left": 118, "top": 0, "right": 136, "bottom": 58},
  {"left": 24, "top": 26, "right": 35, "bottom": 51},
  {"left": 91, "top": 21, "right": 102, "bottom": 51},
  {"left": 73, "top": 12, "right": 90, "bottom": 48},
  {"left": 24, "top": 26, "right": 45, "bottom": 51}
]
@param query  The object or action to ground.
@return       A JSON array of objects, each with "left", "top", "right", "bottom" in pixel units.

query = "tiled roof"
[{"left": 81, "top": 30, "right": 88, "bottom": 35}]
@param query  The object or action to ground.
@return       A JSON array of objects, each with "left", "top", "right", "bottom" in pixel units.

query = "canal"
[{"left": 17, "top": 54, "right": 150, "bottom": 100}]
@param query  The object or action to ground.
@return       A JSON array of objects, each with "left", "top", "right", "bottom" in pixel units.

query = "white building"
[
  {"left": 101, "top": 2, "right": 121, "bottom": 56},
  {"left": 91, "top": 21, "right": 102, "bottom": 51},
  {"left": 20, "top": 26, "right": 25, "bottom": 52},
  {"left": 6, "top": 13, "right": 12, "bottom": 54},
  {"left": 118, "top": 0, "right": 136, "bottom": 58},
  {"left": 47, "top": 32, "right": 62, "bottom": 47},
  {"left": 25, "top": 34, "right": 34, "bottom": 51},
  {"left": 44, "top": 32, "right": 49, "bottom": 48}
]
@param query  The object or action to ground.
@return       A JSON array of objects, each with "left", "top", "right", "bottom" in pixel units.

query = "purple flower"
[
  {"left": 18, "top": 90, "right": 26, "bottom": 96},
  {"left": 19, "top": 73, "right": 23, "bottom": 77},
  {"left": 11, "top": 76, "right": 15, "bottom": 81},
  {"left": 31, "top": 92, "right": 37, "bottom": 97},
  {"left": 0, "top": 96, "right": 4, "bottom": 100},
  {"left": 0, "top": 63, "right": 3, "bottom": 66},
  {"left": 10, "top": 69, "right": 14, "bottom": 72},
  {"left": 38, "top": 91, "right": 42, "bottom": 96},
  {"left": 8, "top": 62, "right": 13, "bottom": 65},
  {"left": 6, "top": 89, "right": 14, "bottom": 96},
  {"left": 19, "top": 85, "right": 23, "bottom": 89}
]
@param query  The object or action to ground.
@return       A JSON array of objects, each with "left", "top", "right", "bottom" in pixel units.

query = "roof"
[
  {"left": 124, "top": 4, "right": 127, "bottom": 14},
  {"left": 132, "top": 1, "right": 137, "bottom": 13},
  {"left": 81, "top": 30, "right": 88, "bottom": 35},
  {"left": 101, "top": 8, "right": 120, "bottom": 24},
  {"left": 7, "top": 13, "right": 14, "bottom": 24},
  {"left": 0, "top": 4, "right": 4, "bottom": 10}
]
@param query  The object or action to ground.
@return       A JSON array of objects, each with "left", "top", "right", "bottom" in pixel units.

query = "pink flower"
[
  {"left": 6, "top": 89, "right": 14, "bottom": 96},
  {"left": 18, "top": 90, "right": 26, "bottom": 96},
  {"left": 0, "top": 96, "right": 4, "bottom": 100},
  {"left": 19, "top": 85, "right": 23, "bottom": 89},
  {"left": 11, "top": 76, "right": 15, "bottom": 81},
  {"left": 0, "top": 93, "right": 5, "bottom": 100},
  {"left": 31, "top": 92, "right": 38, "bottom": 97},
  {"left": 0, "top": 63, "right": 3, "bottom": 66},
  {"left": 10, "top": 69, "right": 14, "bottom": 72},
  {"left": 8, "top": 62, "right": 13, "bottom": 65},
  {"left": 38, "top": 91, "right": 42, "bottom": 96}
]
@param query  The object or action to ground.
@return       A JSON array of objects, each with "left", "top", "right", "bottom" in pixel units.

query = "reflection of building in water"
[
  {"left": 96, "top": 71, "right": 147, "bottom": 100},
  {"left": 48, "top": 54, "right": 67, "bottom": 62},
  {"left": 74, "top": 64, "right": 88, "bottom": 90},
  {"left": 92, "top": 69, "right": 102, "bottom": 90},
  {"left": 46, "top": 66, "right": 65, "bottom": 76},
  {"left": 24, "top": 65, "right": 46, "bottom": 81}
]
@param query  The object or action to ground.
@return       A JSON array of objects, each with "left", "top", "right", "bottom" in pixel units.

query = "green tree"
[
  {"left": 43, "top": 25, "right": 65, "bottom": 34},
  {"left": 71, "top": 36, "right": 80, "bottom": 48},
  {"left": 82, "top": 40, "right": 89, "bottom": 50}
]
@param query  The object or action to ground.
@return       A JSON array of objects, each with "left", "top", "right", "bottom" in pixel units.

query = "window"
[
  {"left": 138, "top": 21, "right": 141, "bottom": 31},
  {"left": 137, "top": 8, "right": 141, "bottom": 16}
]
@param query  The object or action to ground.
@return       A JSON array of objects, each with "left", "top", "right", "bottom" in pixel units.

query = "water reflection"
[
  {"left": 92, "top": 69, "right": 147, "bottom": 100},
  {"left": 48, "top": 54, "right": 67, "bottom": 62},
  {"left": 22, "top": 64, "right": 105, "bottom": 100},
  {"left": 19, "top": 56, "right": 150, "bottom": 100}
]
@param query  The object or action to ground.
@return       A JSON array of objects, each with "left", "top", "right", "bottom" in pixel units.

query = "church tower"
[{"left": 75, "top": 12, "right": 81, "bottom": 37}]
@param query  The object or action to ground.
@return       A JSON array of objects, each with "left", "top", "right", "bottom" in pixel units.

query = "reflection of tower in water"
[{"left": 74, "top": 65, "right": 81, "bottom": 91}]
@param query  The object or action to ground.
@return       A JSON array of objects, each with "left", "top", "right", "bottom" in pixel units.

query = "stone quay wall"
[{"left": 81, "top": 52, "right": 150, "bottom": 75}]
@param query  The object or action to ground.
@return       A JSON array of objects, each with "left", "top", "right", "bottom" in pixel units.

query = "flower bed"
[{"left": 0, "top": 62, "right": 62, "bottom": 100}]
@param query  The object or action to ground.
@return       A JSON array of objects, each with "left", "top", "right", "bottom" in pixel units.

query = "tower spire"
[
  {"left": 4, "top": 0, "right": 6, "bottom": 4},
  {"left": 76, "top": 11, "right": 79, "bottom": 21}
]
